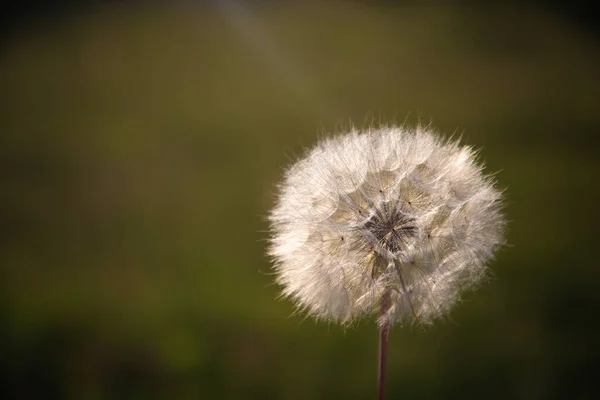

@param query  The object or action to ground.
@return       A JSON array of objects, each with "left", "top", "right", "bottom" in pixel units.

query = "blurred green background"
[{"left": 1, "top": 1, "right": 599, "bottom": 398}]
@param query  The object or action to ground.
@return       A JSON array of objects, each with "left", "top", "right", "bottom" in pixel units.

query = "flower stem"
[
  {"left": 378, "top": 291, "right": 391, "bottom": 400},
  {"left": 378, "top": 320, "right": 389, "bottom": 400}
]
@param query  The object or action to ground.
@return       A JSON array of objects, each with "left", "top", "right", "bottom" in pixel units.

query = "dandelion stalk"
[
  {"left": 378, "top": 322, "right": 389, "bottom": 400},
  {"left": 378, "top": 290, "right": 391, "bottom": 400}
]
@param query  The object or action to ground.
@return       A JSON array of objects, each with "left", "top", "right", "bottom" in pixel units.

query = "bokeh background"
[{"left": 1, "top": 1, "right": 599, "bottom": 398}]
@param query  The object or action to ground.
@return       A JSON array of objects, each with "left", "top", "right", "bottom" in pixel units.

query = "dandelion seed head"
[{"left": 268, "top": 126, "right": 505, "bottom": 326}]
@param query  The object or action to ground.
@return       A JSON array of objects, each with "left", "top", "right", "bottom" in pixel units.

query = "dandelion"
[{"left": 268, "top": 124, "right": 505, "bottom": 399}]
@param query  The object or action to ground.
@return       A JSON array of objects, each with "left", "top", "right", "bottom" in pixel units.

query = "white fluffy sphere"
[{"left": 268, "top": 126, "right": 505, "bottom": 326}]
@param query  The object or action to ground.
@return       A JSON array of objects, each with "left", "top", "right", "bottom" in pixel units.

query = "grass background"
[{"left": 1, "top": 1, "right": 599, "bottom": 398}]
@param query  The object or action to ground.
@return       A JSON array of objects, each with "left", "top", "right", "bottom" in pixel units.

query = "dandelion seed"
[{"left": 267, "top": 124, "right": 506, "bottom": 398}]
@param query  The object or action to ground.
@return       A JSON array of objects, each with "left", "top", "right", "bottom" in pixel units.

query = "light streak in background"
[{"left": 211, "top": 0, "right": 333, "bottom": 114}]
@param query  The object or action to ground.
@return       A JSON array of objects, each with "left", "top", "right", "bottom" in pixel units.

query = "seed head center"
[{"left": 363, "top": 203, "right": 417, "bottom": 253}]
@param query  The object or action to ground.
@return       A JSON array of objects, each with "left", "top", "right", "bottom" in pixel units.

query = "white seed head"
[{"left": 268, "top": 126, "right": 505, "bottom": 326}]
